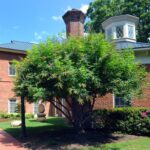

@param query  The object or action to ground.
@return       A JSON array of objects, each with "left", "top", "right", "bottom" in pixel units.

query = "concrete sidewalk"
[{"left": 0, "top": 129, "right": 27, "bottom": 150}]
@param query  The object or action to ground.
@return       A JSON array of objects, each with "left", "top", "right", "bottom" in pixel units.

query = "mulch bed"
[{"left": 0, "top": 118, "right": 12, "bottom": 122}]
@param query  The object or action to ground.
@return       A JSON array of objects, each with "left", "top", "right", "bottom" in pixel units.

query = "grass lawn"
[
  {"left": 0, "top": 117, "right": 150, "bottom": 150},
  {"left": 0, "top": 117, "right": 70, "bottom": 139},
  {"left": 85, "top": 137, "right": 150, "bottom": 150}
]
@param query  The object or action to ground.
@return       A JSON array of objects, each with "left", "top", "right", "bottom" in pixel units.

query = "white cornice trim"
[
  {"left": 133, "top": 47, "right": 150, "bottom": 51},
  {"left": 102, "top": 14, "right": 139, "bottom": 29}
]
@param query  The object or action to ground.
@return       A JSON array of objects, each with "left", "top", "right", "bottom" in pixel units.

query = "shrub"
[
  {"left": 0, "top": 113, "right": 34, "bottom": 119},
  {"left": 92, "top": 107, "right": 150, "bottom": 135},
  {"left": 15, "top": 103, "right": 21, "bottom": 113},
  {"left": 25, "top": 114, "right": 34, "bottom": 119},
  {"left": 0, "top": 113, "right": 10, "bottom": 119}
]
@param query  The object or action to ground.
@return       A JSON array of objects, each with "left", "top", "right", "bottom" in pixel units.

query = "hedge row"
[
  {"left": 0, "top": 113, "right": 34, "bottom": 119},
  {"left": 92, "top": 107, "right": 150, "bottom": 135}
]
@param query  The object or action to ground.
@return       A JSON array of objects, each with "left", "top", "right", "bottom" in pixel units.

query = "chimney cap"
[
  {"left": 71, "top": 8, "right": 80, "bottom": 11},
  {"left": 63, "top": 9, "right": 86, "bottom": 24}
]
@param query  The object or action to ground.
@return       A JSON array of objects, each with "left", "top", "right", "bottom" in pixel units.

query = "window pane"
[
  {"left": 34, "top": 102, "right": 39, "bottom": 114},
  {"left": 9, "top": 100, "right": 16, "bottom": 113},
  {"left": 9, "top": 62, "right": 16, "bottom": 76},
  {"left": 116, "top": 25, "right": 123, "bottom": 39},
  {"left": 115, "top": 96, "right": 130, "bottom": 107},
  {"left": 128, "top": 25, "right": 134, "bottom": 39},
  {"left": 107, "top": 27, "right": 112, "bottom": 40}
]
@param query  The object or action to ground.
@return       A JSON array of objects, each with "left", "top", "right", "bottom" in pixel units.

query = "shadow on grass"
[{"left": 4, "top": 117, "right": 123, "bottom": 150}]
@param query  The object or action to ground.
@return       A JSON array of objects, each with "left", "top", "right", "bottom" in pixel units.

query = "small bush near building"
[
  {"left": 93, "top": 108, "right": 150, "bottom": 136},
  {"left": 0, "top": 113, "right": 34, "bottom": 119}
]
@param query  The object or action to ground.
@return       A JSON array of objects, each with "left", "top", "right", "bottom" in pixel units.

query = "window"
[
  {"left": 116, "top": 25, "right": 124, "bottom": 39},
  {"left": 9, "top": 99, "right": 16, "bottom": 113},
  {"left": 54, "top": 98, "right": 65, "bottom": 117},
  {"left": 55, "top": 99, "right": 59, "bottom": 116},
  {"left": 9, "top": 62, "right": 16, "bottom": 76},
  {"left": 106, "top": 27, "right": 112, "bottom": 40},
  {"left": 33, "top": 102, "right": 39, "bottom": 114},
  {"left": 115, "top": 96, "right": 130, "bottom": 107},
  {"left": 128, "top": 25, "right": 134, "bottom": 39}
]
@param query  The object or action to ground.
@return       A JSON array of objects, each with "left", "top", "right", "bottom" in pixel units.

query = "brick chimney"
[{"left": 63, "top": 9, "right": 86, "bottom": 37}]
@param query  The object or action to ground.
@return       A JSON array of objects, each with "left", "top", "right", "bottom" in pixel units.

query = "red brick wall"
[
  {"left": 63, "top": 10, "right": 85, "bottom": 37},
  {"left": 0, "top": 51, "right": 52, "bottom": 115},
  {"left": 0, "top": 51, "right": 25, "bottom": 81},
  {"left": 94, "top": 93, "right": 114, "bottom": 109},
  {"left": 93, "top": 64, "right": 150, "bottom": 110},
  {"left": 0, "top": 51, "right": 25, "bottom": 113},
  {"left": 66, "top": 21, "right": 84, "bottom": 37},
  {"left": 132, "top": 64, "right": 150, "bottom": 108}
]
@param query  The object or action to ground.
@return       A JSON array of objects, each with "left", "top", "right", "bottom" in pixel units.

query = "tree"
[
  {"left": 86, "top": 0, "right": 150, "bottom": 42},
  {"left": 14, "top": 34, "right": 146, "bottom": 130}
]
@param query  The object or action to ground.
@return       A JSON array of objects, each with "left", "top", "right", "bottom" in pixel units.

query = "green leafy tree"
[
  {"left": 14, "top": 34, "right": 146, "bottom": 130},
  {"left": 86, "top": 0, "right": 150, "bottom": 42}
]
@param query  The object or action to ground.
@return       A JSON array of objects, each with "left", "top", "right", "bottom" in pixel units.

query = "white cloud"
[
  {"left": 34, "top": 32, "right": 42, "bottom": 40},
  {"left": 41, "top": 31, "right": 49, "bottom": 35},
  {"left": 52, "top": 16, "right": 62, "bottom": 21},
  {"left": 63, "top": 5, "right": 89, "bottom": 14},
  {"left": 52, "top": 4, "right": 88, "bottom": 22},
  {"left": 34, "top": 31, "right": 50, "bottom": 41},
  {"left": 64, "top": 6, "right": 72, "bottom": 12},
  {"left": 52, "top": 6, "right": 72, "bottom": 22},
  {"left": 80, "top": 4, "right": 89, "bottom": 14},
  {"left": 30, "top": 41, "right": 39, "bottom": 44}
]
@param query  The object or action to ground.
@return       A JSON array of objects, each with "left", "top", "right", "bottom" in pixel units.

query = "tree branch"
[
  {"left": 54, "top": 98, "right": 72, "bottom": 120},
  {"left": 51, "top": 100, "right": 72, "bottom": 123}
]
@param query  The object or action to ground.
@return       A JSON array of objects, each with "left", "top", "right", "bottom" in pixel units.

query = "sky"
[{"left": 0, "top": 0, "right": 93, "bottom": 44}]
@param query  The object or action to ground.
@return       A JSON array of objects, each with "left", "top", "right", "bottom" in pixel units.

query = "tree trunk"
[
  {"left": 71, "top": 99, "right": 93, "bottom": 132},
  {"left": 21, "top": 95, "right": 27, "bottom": 138}
]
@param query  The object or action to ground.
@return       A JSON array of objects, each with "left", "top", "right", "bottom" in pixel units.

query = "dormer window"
[
  {"left": 102, "top": 14, "right": 139, "bottom": 42},
  {"left": 116, "top": 25, "right": 124, "bottom": 39},
  {"left": 128, "top": 25, "right": 134, "bottom": 39}
]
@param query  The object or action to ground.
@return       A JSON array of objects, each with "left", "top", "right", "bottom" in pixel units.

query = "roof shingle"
[{"left": 0, "top": 40, "right": 35, "bottom": 51}]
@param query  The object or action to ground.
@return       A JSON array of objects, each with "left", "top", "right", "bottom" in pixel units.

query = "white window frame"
[
  {"left": 55, "top": 98, "right": 59, "bottom": 116},
  {"left": 128, "top": 25, "right": 134, "bottom": 39},
  {"left": 54, "top": 98, "right": 65, "bottom": 117},
  {"left": 8, "top": 99, "right": 17, "bottom": 113},
  {"left": 8, "top": 62, "right": 16, "bottom": 76},
  {"left": 62, "top": 98, "right": 65, "bottom": 117},
  {"left": 33, "top": 101, "right": 39, "bottom": 114}
]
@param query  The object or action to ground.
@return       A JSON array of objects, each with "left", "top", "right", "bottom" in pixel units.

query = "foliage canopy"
[{"left": 14, "top": 34, "right": 146, "bottom": 126}]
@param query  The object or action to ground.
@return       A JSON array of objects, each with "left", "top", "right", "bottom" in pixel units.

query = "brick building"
[{"left": 0, "top": 9, "right": 150, "bottom": 116}]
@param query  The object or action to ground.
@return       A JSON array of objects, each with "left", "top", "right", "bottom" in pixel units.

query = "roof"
[
  {"left": 102, "top": 14, "right": 139, "bottom": 29},
  {"left": 0, "top": 40, "right": 35, "bottom": 51},
  {"left": 116, "top": 41, "right": 150, "bottom": 50}
]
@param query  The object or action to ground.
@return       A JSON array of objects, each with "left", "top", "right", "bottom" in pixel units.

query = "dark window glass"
[
  {"left": 116, "top": 25, "right": 123, "bottom": 39},
  {"left": 115, "top": 96, "right": 130, "bottom": 107}
]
